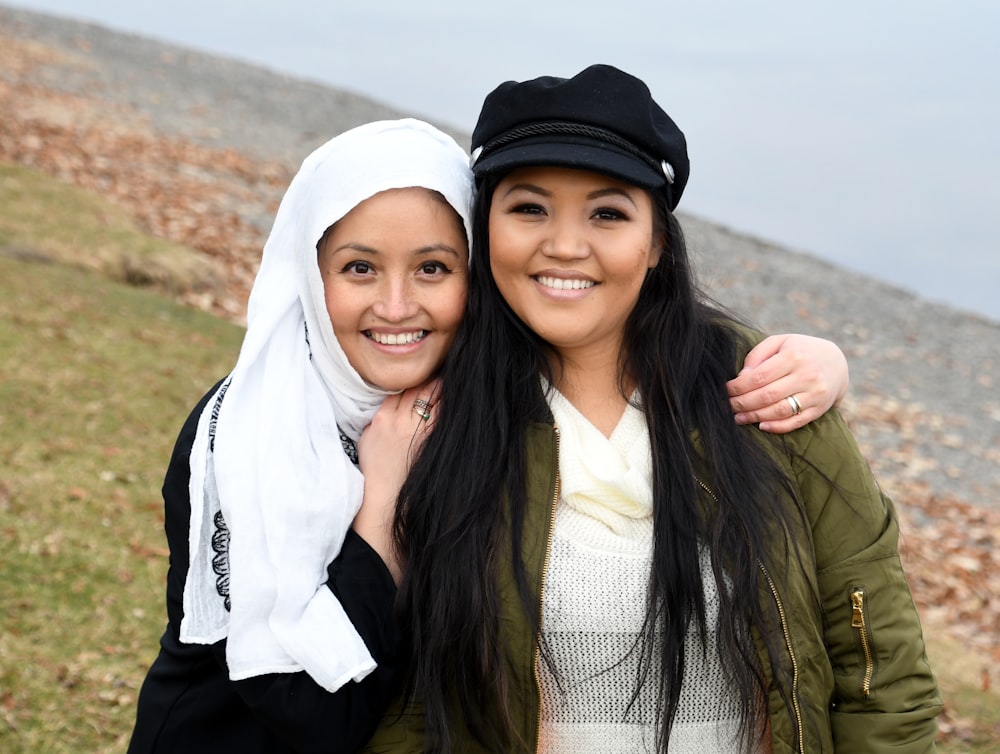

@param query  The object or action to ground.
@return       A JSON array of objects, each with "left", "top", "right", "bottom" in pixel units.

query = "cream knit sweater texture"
[{"left": 538, "top": 386, "right": 760, "bottom": 753}]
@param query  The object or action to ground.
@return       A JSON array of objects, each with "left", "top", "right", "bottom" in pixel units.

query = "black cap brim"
[{"left": 472, "top": 135, "right": 667, "bottom": 190}]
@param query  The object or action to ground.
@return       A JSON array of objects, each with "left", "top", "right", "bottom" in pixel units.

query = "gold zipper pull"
[
  {"left": 851, "top": 590, "right": 864, "bottom": 628},
  {"left": 850, "top": 588, "right": 874, "bottom": 700}
]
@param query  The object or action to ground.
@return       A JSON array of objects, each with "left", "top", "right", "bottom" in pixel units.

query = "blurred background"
[
  {"left": 3, "top": 4, "right": 999, "bottom": 752},
  {"left": 7, "top": 0, "right": 1000, "bottom": 321}
]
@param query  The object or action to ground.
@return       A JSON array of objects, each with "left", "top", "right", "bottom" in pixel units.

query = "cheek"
[
  {"left": 322, "top": 280, "right": 360, "bottom": 335},
  {"left": 436, "top": 283, "right": 468, "bottom": 332},
  {"left": 488, "top": 220, "right": 526, "bottom": 268},
  {"left": 618, "top": 244, "right": 656, "bottom": 283}
]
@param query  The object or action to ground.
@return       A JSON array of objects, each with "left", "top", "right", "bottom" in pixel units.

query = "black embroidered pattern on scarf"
[
  {"left": 304, "top": 321, "right": 313, "bottom": 361},
  {"left": 339, "top": 427, "right": 359, "bottom": 467},
  {"left": 211, "top": 510, "right": 232, "bottom": 612},
  {"left": 207, "top": 345, "right": 357, "bottom": 613},
  {"left": 208, "top": 377, "right": 232, "bottom": 452}
]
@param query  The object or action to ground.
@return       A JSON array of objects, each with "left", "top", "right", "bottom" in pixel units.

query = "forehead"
[
  {"left": 328, "top": 188, "right": 464, "bottom": 236},
  {"left": 340, "top": 186, "right": 452, "bottom": 219},
  {"left": 320, "top": 187, "right": 468, "bottom": 257}
]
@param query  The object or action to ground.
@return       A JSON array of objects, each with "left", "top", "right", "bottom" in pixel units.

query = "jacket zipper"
[
  {"left": 533, "top": 426, "right": 561, "bottom": 753},
  {"left": 850, "top": 588, "right": 874, "bottom": 700},
  {"left": 757, "top": 561, "right": 804, "bottom": 752},
  {"left": 695, "top": 477, "right": 804, "bottom": 753}
]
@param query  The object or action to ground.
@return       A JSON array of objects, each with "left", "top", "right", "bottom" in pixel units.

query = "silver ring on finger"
[
  {"left": 785, "top": 394, "right": 802, "bottom": 416},
  {"left": 412, "top": 398, "right": 432, "bottom": 421}
]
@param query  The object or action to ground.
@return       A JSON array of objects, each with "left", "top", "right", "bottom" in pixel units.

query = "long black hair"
[{"left": 392, "top": 172, "right": 811, "bottom": 753}]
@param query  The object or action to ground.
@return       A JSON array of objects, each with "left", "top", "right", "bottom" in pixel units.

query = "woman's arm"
[
  {"left": 156, "top": 387, "right": 403, "bottom": 753},
  {"left": 228, "top": 530, "right": 401, "bottom": 753},
  {"left": 788, "top": 411, "right": 941, "bottom": 751},
  {"left": 353, "top": 382, "right": 440, "bottom": 584},
  {"left": 727, "top": 334, "right": 849, "bottom": 433},
  {"left": 231, "top": 383, "right": 439, "bottom": 747}
]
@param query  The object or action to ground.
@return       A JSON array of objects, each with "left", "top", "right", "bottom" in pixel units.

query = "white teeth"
[
  {"left": 536, "top": 275, "right": 595, "bottom": 291},
  {"left": 367, "top": 330, "right": 426, "bottom": 345}
]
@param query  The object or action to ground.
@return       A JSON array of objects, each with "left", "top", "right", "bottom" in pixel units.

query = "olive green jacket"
[{"left": 365, "top": 409, "right": 941, "bottom": 753}]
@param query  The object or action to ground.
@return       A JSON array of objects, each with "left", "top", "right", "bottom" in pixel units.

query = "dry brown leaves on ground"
[
  {"left": 1, "top": 35, "right": 290, "bottom": 319},
  {"left": 898, "top": 489, "right": 1000, "bottom": 665}
]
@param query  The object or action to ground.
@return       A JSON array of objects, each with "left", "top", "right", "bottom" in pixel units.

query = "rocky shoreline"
[{"left": 2, "top": 3, "right": 997, "bottom": 662}]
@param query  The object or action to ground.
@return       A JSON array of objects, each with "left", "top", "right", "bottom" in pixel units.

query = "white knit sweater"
[{"left": 539, "top": 387, "right": 759, "bottom": 753}]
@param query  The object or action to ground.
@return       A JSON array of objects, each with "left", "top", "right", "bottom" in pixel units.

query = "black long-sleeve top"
[{"left": 127, "top": 386, "right": 401, "bottom": 753}]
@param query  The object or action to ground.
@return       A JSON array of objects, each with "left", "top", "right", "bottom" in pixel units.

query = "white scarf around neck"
[
  {"left": 180, "top": 119, "right": 473, "bottom": 691},
  {"left": 543, "top": 381, "right": 654, "bottom": 534}
]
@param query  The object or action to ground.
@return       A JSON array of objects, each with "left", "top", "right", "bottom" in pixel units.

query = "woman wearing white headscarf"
[{"left": 128, "top": 119, "right": 473, "bottom": 754}]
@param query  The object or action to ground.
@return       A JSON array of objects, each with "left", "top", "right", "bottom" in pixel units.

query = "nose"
[
  {"left": 371, "top": 277, "right": 420, "bottom": 322},
  {"left": 541, "top": 217, "right": 589, "bottom": 260}
]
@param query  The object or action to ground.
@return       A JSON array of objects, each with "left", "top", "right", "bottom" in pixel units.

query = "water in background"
[{"left": 8, "top": 0, "right": 999, "bottom": 321}]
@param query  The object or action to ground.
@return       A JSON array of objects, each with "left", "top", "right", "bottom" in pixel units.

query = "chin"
[{"left": 372, "top": 368, "right": 434, "bottom": 393}]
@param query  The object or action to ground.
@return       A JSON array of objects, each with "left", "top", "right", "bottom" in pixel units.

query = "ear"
[{"left": 648, "top": 234, "right": 667, "bottom": 269}]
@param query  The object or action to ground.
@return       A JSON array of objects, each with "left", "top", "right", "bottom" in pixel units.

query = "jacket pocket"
[{"left": 850, "top": 586, "right": 877, "bottom": 701}]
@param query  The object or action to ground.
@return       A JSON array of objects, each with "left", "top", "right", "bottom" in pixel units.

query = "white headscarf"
[{"left": 180, "top": 119, "right": 473, "bottom": 691}]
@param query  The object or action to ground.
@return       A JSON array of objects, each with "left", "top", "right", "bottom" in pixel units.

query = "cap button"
[{"left": 661, "top": 160, "right": 675, "bottom": 184}]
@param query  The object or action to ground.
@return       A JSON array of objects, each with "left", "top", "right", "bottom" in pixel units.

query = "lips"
[
  {"left": 535, "top": 275, "right": 596, "bottom": 291},
  {"left": 364, "top": 330, "right": 428, "bottom": 345}
]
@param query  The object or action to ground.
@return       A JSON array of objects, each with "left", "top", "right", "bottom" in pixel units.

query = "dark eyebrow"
[
  {"left": 586, "top": 187, "right": 638, "bottom": 208},
  {"left": 501, "top": 183, "right": 639, "bottom": 209},
  {"left": 500, "top": 183, "right": 551, "bottom": 199},
  {"left": 414, "top": 244, "right": 464, "bottom": 259},
  {"left": 328, "top": 242, "right": 464, "bottom": 258},
  {"left": 329, "top": 242, "right": 378, "bottom": 256}
]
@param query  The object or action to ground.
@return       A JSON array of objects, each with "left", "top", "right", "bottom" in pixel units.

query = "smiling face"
[
  {"left": 319, "top": 187, "right": 469, "bottom": 391},
  {"left": 488, "top": 166, "right": 660, "bottom": 364}
]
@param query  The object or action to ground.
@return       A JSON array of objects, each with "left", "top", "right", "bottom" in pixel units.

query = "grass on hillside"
[
  {"left": 0, "top": 164, "right": 997, "bottom": 752},
  {"left": 0, "top": 164, "right": 244, "bottom": 752},
  {"left": 0, "top": 162, "right": 216, "bottom": 293},
  {"left": 0, "top": 252, "right": 243, "bottom": 753}
]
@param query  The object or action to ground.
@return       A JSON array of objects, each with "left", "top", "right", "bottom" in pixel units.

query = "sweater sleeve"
[
  {"left": 161, "top": 384, "right": 403, "bottom": 753},
  {"left": 786, "top": 409, "right": 942, "bottom": 752}
]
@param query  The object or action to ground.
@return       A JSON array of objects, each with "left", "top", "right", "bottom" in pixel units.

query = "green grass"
[
  {"left": 0, "top": 164, "right": 244, "bottom": 752},
  {"left": 0, "top": 163, "right": 996, "bottom": 751},
  {"left": 0, "top": 255, "right": 243, "bottom": 752},
  {"left": 0, "top": 163, "right": 215, "bottom": 292}
]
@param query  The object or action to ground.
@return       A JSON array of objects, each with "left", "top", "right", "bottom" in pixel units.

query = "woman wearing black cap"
[{"left": 364, "top": 65, "right": 940, "bottom": 753}]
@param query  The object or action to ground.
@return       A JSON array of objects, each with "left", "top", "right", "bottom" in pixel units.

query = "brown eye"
[
  {"left": 593, "top": 207, "right": 627, "bottom": 221},
  {"left": 418, "top": 261, "right": 450, "bottom": 276},
  {"left": 344, "top": 261, "right": 374, "bottom": 274}
]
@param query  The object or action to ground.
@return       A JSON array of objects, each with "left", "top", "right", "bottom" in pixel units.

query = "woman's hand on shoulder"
[
  {"left": 353, "top": 380, "right": 440, "bottom": 582},
  {"left": 727, "top": 334, "right": 849, "bottom": 434}
]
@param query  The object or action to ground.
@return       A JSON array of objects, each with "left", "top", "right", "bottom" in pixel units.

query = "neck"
[{"left": 549, "top": 345, "right": 633, "bottom": 438}]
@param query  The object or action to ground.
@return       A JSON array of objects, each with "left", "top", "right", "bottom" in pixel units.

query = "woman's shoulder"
[
  {"left": 162, "top": 378, "right": 229, "bottom": 507},
  {"left": 776, "top": 404, "right": 863, "bottom": 466},
  {"left": 715, "top": 318, "right": 766, "bottom": 359},
  {"left": 772, "top": 407, "right": 893, "bottom": 540},
  {"left": 172, "top": 378, "right": 229, "bottom": 455}
]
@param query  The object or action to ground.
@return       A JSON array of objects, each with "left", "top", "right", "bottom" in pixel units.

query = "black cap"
[{"left": 470, "top": 64, "right": 689, "bottom": 210}]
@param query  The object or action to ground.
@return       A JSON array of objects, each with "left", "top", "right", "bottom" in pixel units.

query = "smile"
[
  {"left": 535, "top": 275, "right": 595, "bottom": 291},
  {"left": 364, "top": 330, "right": 428, "bottom": 346}
]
